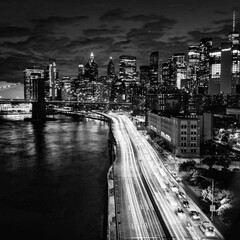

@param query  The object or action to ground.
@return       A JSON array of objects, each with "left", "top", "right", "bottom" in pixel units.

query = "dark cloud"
[
  {"left": 83, "top": 28, "right": 122, "bottom": 37},
  {"left": 1, "top": 36, "right": 70, "bottom": 56},
  {"left": 213, "top": 19, "right": 232, "bottom": 25},
  {"left": 31, "top": 16, "right": 89, "bottom": 26},
  {"left": 124, "top": 14, "right": 164, "bottom": 22},
  {"left": 126, "top": 16, "right": 177, "bottom": 49},
  {"left": 214, "top": 10, "right": 228, "bottom": 15},
  {"left": 100, "top": 8, "right": 128, "bottom": 22},
  {"left": 0, "top": 26, "right": 32, "bottom": 38},
  {"left": 0, "top": 53, "right": 46, "bottom": 82}
]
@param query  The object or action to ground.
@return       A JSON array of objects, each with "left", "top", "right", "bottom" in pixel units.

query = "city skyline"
[{"left": 0, "top": 0, "right": 239, "bottom": 82}]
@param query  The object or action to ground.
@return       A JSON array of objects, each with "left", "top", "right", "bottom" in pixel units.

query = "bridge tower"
[{"left": 32, "top": 75, "right": 46, "bottom": 122}]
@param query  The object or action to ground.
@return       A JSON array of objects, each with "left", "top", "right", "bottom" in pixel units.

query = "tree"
[{"left": 179, "top": 160, "right": 196, "bottom": 172}]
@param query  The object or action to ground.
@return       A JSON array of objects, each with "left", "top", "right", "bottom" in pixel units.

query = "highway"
[
  {"left": 110, "top": 113, "right": 225, "bottom": 240},
  {"left": 111, "top": 114, "right": 167, "bottom": 239}
]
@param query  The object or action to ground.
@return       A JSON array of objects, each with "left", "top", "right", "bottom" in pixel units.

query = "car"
[
  {"left": 171, "top": 185, "right": 178, "bottom": 193},
  {"left": 199, "top": 221, "right": 215, "bottom": 237},
  {"left": 178, "top": 191, "right": 186, "bottom": 198},
  {"left": 177, "top": 208, "right": 185, "bottom": 216},
  {"left": 190, "top": 210, "right": 200, "bottom": 220},
  {"left": 176, "top": 176, "right": 182, "bottom": 182},
  {"left": 182, "top": 200, "right": 190, "bottom": 208}
]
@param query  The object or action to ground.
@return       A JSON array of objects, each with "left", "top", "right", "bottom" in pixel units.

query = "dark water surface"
[{"left": 0, "top": 115, "right": 110, "bottom": 240}]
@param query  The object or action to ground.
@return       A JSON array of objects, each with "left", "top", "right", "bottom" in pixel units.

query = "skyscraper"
[
  {"left": 199, "top": 38, "right": 213, "bottom": 94},
  {"left": 150, "top": 51, "right": 159, "bottom": 86},
  {"left": 84, "top": 52, "right": 98, "bottom": 82},
  {"left": 140, "top": 66, "right": 150, "bottom": 88},
  {"left": 119, "top": 55, "right": 137, "bottom": 82},
  {"left": 107, "top": 57, "right": 115, "bottom": 79},
  {"left": 229, "top": 11, "right": 240, "bottom": 94},
  {"left": 78, "top": 64, "right": 85, "bottom": 81},
  {"left": 173, "top": 53, "right": 187, "bottom": 89},
  {"left": 162, "top": 57, "right": 176, "bottom": 90},
  {"left": 228, "top": 11, "right": 239, "bottom": 47},
  {"left": 220, "top": 42, "right": 233, "bottom": 94},
  {"left": 208, "top": 48, "right": 221, "bottom": 95},
  {"left": 188, "top": 45, "right": 200, "bottom": 92},
  {"left": 220, "top": 11, "right": 240, "bottom": 94}
]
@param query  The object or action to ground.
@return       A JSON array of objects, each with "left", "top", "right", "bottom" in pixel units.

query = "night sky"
[{"left": 0, "top": 0, "right": 239, "bottom": 82}]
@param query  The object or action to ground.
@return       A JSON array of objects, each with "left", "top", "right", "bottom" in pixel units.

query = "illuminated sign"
[
  {"left": 161, "top": 131, "right": 171, "bottom": 142},
  {"left": 222, "top": 48, "right": 231, "bottom": 52}
]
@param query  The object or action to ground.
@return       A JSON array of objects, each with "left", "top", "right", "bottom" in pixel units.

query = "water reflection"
[{"left": 0, "top": 115, "right": 110, "bottom": 240}]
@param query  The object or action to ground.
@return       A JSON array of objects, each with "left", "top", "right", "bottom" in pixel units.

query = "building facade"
[
  {"left": 150, "top": 51, "right": 159, "bottom": 86},
  {"left": 119, "top": 55, "right": 137, "bottom": 82},
  {"left": 148, "top": 112, "right": 201, "bottom": 157}
]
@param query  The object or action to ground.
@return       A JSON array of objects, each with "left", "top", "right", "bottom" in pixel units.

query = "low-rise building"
[{"left": 148, "top": 112, "right": 212, "bottom": 157}]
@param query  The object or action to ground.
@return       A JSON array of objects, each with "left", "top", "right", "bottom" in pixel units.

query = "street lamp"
[{"left": 196, "top": 175, "right": 215, "bottom": 221}]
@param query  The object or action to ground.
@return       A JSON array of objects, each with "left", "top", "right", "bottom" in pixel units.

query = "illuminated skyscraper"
[
  {"left": 220, "top": 11, "right": 240, "bottom": 94},
  {"left": 107, "top": 57, "right": 115, "bottom": 79},
  {"left": 150, "top": 51, "right": 159, "bottom": 86},
  {"left": 84, "top": 52, "right": 98, "bottom": 82},
  {"left": 228, "top": 11, "right": 239, "bottom": 47},
  {"left": 162, "top": 57, "right": 176, "bottom": 90},
  {"left": 199, "top": 38, "right": 213, "bottom": 93},
  {"left": 119, "top": 55, "right": 137, "bottom": 82},
  {"left": 78, "top": 64, "right": 85, "bottom": 81},
  {"left": 229, "top": 11, "right": 240, "bottom": 94},
  {"left": 173, "top": 53, "right": 187, "bottom": 89},
  {"left": 208, "top": 48, "right": 221, "bottom": 95},
  {"left": 188, "top": 45, "right": 200, "bottom": 91}
]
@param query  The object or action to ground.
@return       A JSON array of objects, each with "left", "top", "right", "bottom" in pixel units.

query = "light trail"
[{"left": 110, "top": 115, "right": 167, "bottom": 239}]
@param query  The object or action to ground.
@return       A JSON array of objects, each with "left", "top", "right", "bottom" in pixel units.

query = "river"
[{"left": 0, "top": 114, "right": 110, "bottom": 240}]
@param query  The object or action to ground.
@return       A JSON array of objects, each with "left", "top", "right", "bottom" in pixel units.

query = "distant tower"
[
  {"left": 107, "top": 56, "right": 115, "bottom": 79},
  {"left": 149, "top": 51, "right": 159, "bottom": 86},
  {"left": 84, "top": 52, "right": 98, "bottom": 81},
  {"left": 228, "top": 11, "right": 239, "bottom": 46}
]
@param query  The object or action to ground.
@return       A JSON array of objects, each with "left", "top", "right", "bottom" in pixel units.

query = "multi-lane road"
[{"left": 110, "top": 113, "right": 225, "bottom": 240}]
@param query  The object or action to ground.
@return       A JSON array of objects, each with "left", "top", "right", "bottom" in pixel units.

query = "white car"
[{"left": 199, "top": 221, "right": 215, "bottom": 237}]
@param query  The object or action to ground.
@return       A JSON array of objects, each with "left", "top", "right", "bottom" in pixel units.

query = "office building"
[
  {"left": 119, "top": 55, "right": 137, "bottom": 82},
  {"left": 173, "top": 53, "right": 187, "bottom": 89},
  {"left": 208, "top": 48, "right": 221, "bottom": 95},
  {"left": 162, "top": 57, "right": 176, "bottom": 90},
  {"left": 78, "top": 64, "right": 85, "bottom": 81},
  {"left": 198, "top": 38, "right": 213, "bottom": 94},
  {"left": 188, "top": 45, "right": 200, "bottom": 91},
  {"left": 140, "top": 65, "right": 150, "bottom": 88},
  {"left": 150, "top": 51, "right": 159, "bottom": 86}
]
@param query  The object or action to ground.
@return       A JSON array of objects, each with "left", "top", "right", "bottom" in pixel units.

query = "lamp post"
[{"left": 196, "top": 175, "right": 215, "bottom": 221}]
